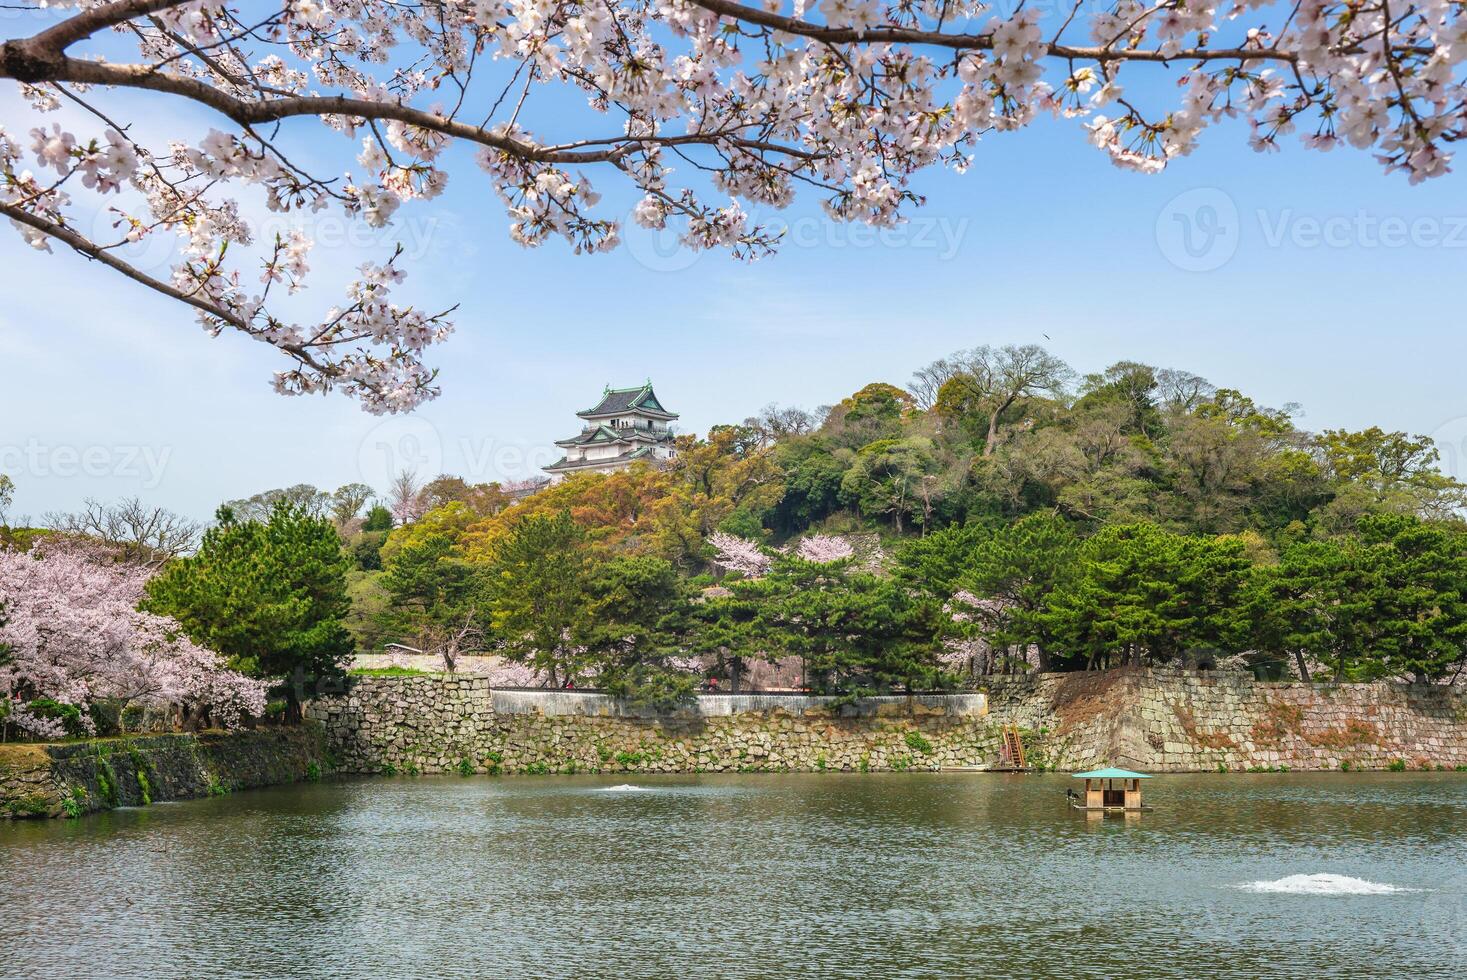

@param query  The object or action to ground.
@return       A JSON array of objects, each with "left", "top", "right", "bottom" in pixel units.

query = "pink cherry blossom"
[
  {"left": 0, "top": 543, "right": 267, "bottom": 739},
  {"left": 708, "top": 531, "right": 773, "bottom": 577},
  {"left": 1, "top": 0, "right": 1462, "bottom": 409},
  {"left": 793, "top": 534, "right": 856, "bottom": 563}
]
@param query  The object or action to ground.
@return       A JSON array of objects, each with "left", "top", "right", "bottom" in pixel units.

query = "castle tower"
[{"left": 543, "top": 381, "right": 679, "bottom": 483}]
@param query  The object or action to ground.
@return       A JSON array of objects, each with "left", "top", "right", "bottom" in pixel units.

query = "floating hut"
[{"left": 1070, "top": 767, "right": 1152, "bottom": 811}]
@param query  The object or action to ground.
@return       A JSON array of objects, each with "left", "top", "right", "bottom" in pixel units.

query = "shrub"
[
  {"left": 350, "top": 666, "right": 427, "bottom": 677},
  {"left": 25, "top": 698, "right": 87, "bottom": 739},
  {"left": 458, "top": 758, "right": 474, "bottom": 777},
  {"left": 903, "top": 731, "right": 933, "bottom": 755},
  {"left": 1387, "top": 758, "right": 1407, "bottom": 771},
  {"left": 60, "top": 788, "right": 85, "bottom": 819},
  {"left": 305, "top": 761, "right": 321, "bottom": 782}
]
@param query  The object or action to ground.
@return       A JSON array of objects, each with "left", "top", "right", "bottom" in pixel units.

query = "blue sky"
[{"left": 4, "top": 32, "right": 1467, "bottom": 522}]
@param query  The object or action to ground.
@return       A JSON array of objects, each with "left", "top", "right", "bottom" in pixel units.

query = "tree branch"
[
  {"left": 0, "top": 199, "right": 246, "bottom": 329},
  {"left": 682, "top": 0, "right": 1298, "bottom": 64}
]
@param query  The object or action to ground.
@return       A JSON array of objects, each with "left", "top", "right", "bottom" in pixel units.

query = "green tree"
[
  {"left": 954, "top": 513, "right": 1080, "bottom": 671},
  {"left": 1073, "top": 360, "right": 1163, "bottom": 437},
  {"left": 926, "top": 344, "right": 1072, "bottom": 456},
  {"left": 1247, "top": 538, "right": 1367, "bottom": 682},
  {"left": 895, "top": 521, "right": 993, "bottom": 596},
  {"left": 725, "top": 555, "right": 949, "bottom": 696},
  {"left": 1042, "top": 523, "right": 1251, "bottom": 668},
  {"left": 1316, "top": 428, "right": 1467, "bottom": 529},
  {"left": 487, "top": 510, "right": 594, "bottom": 687},
  {"left": 223, "top": 483, "right": 332, "bottom": 522},
  {"left": 1354, "top": 514, "right": 1467, "bottom": 683},
  {"left": 770, "top": 438, "right": 850, "bottom": 533},
  {"left": 143, "top": 502, "right": 354, "bottom": 717},
  {"left": 1249, "top": 516, "right": 1467, "bottom": 683},
  {"left": 329, "top": 483, "right": 376, "bottom": 526},
  {"left": 839, "top": 436, "right": 943, "bottom": 533},
  {"left": 0, "top": 473, "right": 13, "bottom": 527},
  {"left": 362, "top": 504, "right": 394, "bottom": 532},
  {"left": 583, "top": 556, "right": 699, "bottom": 708},
  {"left": 379, "top": 529, "right": 488, "bottom": 663}
]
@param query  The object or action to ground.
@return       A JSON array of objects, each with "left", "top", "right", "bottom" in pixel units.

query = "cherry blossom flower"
[
  {"left": 1, "top": 0, "right": 1462, "bottom": 409},
  {"left": 708, "top": 531, "right": 773, "bottom": 577},
  {"left": 0, "top": 543, "right": 267, "bottom": 739}
]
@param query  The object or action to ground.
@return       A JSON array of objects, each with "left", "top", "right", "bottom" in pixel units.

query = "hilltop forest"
[
  {"left": 338, "top": 346, "right": 1467, "bottom": 694},
  {"left": 8, "top": 345, "right": 1467, "bottom": 732}
]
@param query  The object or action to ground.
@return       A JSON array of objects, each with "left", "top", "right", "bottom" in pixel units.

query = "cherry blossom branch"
[
  {"left": 1, "top": 0, "right": 1460, "bottom": 412},
  {"left": 0, "top": 198, "right": 248, "bottom": 328}
]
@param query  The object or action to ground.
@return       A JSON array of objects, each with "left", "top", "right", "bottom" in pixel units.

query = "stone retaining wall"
[
  {"left": 982, "top": 668, "right": 1467, "bottom": 772},
  {"left": 310, "top": 677, "right": 997, "bottom": 774},
  {"left": 311, "top": 671, "right": 1467, "bottom": 776},
  {"left": 0, "top": 726, "right": 326, "bottom": 819}
]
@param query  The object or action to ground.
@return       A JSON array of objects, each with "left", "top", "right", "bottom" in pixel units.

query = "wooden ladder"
[{"left": 1000, "top": 724, "right": 1027, "bottom": 770}]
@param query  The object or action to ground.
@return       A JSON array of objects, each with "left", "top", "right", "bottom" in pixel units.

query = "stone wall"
[
  {"left": 982, "top": 668, "right": 1467, "bottom": 772},
  {"left": 0, "top": 726, "right": 326, "bottom": 819},
  {"left": 309, "top": 677, "right": 998, "bottom": 774},
  {"left": 310, "top": 671, "right": 1467, "bottom": 776}
]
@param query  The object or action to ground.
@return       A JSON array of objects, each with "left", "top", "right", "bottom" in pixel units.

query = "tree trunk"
[
  {"left": 984, "top": 413, "right": 1000, "bottom": 456},
  {"left": 1293, "top": 650, "right": 1311, "bottom": 683},
  {"left": 286, "top": 664, "right": 306, "bottom": 723}
]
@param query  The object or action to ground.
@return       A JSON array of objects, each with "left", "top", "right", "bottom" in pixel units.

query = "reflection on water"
[{"left": 3, "top": 773, "right": 1464, "bottom": 979}]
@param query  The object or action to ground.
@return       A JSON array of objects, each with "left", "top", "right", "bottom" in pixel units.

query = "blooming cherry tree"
[
  {"left": 708, "top": 530, "right": 773, "bottom": 576},
  {"left": 1, "top": 0, "right": 1462, "bottom": 409},
  {"left": 793, "top": 533, "right": 856, "bottom": 563},
  {"left": 709, "top": 530, "right": 861, "bottom": 575},
  {"left": 0, "top": 543, "right": 267, "bottom": 739}
]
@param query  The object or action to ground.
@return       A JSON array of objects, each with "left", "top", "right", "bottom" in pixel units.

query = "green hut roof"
[{"left": 1072, "top": 767, "right": 1151, "bottom": 779}]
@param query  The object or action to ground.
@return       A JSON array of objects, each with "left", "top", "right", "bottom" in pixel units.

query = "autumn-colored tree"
[
  {"left": 649, "top": 426, "right": 785, "bottom": 565},
  {"left": 462, "top": 466, "right": 675, "bottom": 562}
]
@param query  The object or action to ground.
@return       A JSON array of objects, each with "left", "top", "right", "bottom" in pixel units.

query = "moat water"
[{"left": 3, "top": 773, "right": 1464, "bottom": 978}]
